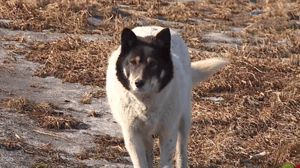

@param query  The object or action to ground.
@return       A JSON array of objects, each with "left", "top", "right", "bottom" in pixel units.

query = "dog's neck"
[
  {"left": 127, "top": 83, "right": 172, "bottom": 112},
  {"left": 130, "top": 90, "right": 157, "bottom": 104}
]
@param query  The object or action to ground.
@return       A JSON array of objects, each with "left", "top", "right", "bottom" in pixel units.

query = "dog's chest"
[{"left": 120, "top": 93, "right": 166, "bottom": 131}]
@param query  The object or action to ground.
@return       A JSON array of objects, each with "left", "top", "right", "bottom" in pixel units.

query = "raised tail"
[{"left": 191, "top": 58, "right": 229, "bottom": 86}]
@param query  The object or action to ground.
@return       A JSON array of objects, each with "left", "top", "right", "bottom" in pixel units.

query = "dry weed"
[
  {"left": 0, "top": 134, "right": 24, "bottom": 151},
  {"left": 78, "top": 92, "right": 93, "bottom": 104},
  {"left": 87, "top": 110, "right": 102, "bottom": 117},
  {"left": 1, "top": 97, "right": 81, "bottom": 130},
  {"left": 79, "top": 88, "right": 106, "bottom": 104},
  {"left": 76, "top": 134, "right": 129, "bottom": 163}
]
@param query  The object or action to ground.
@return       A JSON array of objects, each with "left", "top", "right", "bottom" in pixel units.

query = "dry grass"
[
  {"left": 189, "top": 46, "right": 300, "bottom": 167},
  {"left": 24, "top": 36, "right": 115, "bottom": 86},
  {"left": 1, "top": 97, "right": 81, "bottom": 130},
  {"left": 0, "top": 134, "right": 86, "bottom": 167},
  {"left": 79, "top": 89, "right": 106, "bottom": 104},
  {"left": 0, "top": 134, "right": 25, "bottom": 151},
  {"left": 30, "top": 142, "right": 87, "bottom": 168},
  {"left": 76, "top": 134, "right": 130, "bottom": 163},
  {"left": 87, "top": 110, "right": 102, "bottom": 117},
  {"left": 0, "top": 0, "right": 300, "bottom": 167},
  {"left": 0, "top": 54, "right": 15, "bottom": 73},
  {"left": 78, "top": 92, "right": 93, "bottom": 104}
]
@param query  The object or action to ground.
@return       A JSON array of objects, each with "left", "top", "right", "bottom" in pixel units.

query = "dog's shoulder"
[{"left": 170, "top": 31, "right": 191, "bottom": 76}]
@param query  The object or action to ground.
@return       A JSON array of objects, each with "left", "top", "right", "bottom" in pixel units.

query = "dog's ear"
[
  {"left": 121, "top": 28, "right": 137, "bottom": 52},
  {"left": 155, "top": 28, "right": 171, "bottom": 62},
  {"left": 154, "top": 28, "right": 171, "bottom": 50}
]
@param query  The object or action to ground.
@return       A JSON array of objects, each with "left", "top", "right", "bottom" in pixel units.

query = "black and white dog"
[{"left": 106, "top": 26, "right": 228, "bottom": 168}]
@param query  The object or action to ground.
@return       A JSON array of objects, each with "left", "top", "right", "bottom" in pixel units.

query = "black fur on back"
[{"left": 116, "top": 28, "right": 174, "bottom": 92}]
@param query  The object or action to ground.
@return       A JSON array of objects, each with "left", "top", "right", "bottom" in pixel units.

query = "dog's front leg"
[
  {"left": 145, "top": 137, "right": 154, "bottom": 168},
  {"left": 123, "top": 130, "right": 150, "bottom": 168},
  {"left": 159, "top": 130, "right": 178, "bottom": 168}
]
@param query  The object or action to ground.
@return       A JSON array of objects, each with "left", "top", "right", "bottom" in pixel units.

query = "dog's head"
[{"left": 116, "top": 28, "right": 174, "bottom": 94}]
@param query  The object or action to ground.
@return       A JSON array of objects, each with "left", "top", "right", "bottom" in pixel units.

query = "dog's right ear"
[{"left": 121, "top": 28, "right": 137, "bottom": 52}]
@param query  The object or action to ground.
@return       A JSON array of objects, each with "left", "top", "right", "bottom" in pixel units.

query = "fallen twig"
[{"left": 33, "top": 129, "right": 82, "bottom": 145}]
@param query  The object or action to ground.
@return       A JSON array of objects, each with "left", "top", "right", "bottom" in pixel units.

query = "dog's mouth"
[
  {"left": 130, "top": 77, "right": 159, "bottom": 94},
  {"left": 131, "top": 82, "right": 150, "bottom": 93},
  {"left": 133, "top": 88, "right": 147, "bottom": 93}
]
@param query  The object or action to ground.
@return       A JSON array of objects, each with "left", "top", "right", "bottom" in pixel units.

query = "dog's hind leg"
[
  {"left": 159, "top": 130, "right": 178, "bottom": 168},
  {"left": 123, "top": 130, "right": 150, "bottom": 168},
  {"left": 175, "top": 116, "right": 190, "bottom": 168}
]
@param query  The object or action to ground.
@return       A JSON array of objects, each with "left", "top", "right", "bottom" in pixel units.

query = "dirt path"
[{"left": 0, "top": 29, "right": 131, "bottom": 168}]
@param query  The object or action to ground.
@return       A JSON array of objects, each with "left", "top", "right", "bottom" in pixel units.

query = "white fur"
[
  {"left": 191, "top": 58, "right": 229, "bottom": 85},
  {"left": 106, "top": 26, "right": 229, "bottom": 168}
]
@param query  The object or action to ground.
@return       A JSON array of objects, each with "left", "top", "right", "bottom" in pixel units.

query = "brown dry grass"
[
  {"left": 25, "top": 36, "right": 114, "bottom": 86},
  {"left": 0, "top": 0, "right": 300, "bottom": 167},
  {"left": 0, "top": 134, "right": 86, "bottom": 167},
  {"left": 79, "top": 89, "right": 106, "bottom": 104},
  {"left": 0, "top": 134, "right": 25, "bottom": 151},
  {"left": 78, "top": 92, "right": 93, "bottom": 104},
  {"left": 87, "top": 110, "right": 102, "bottom": 117},
  {"left": 0, "top": 53, "right": 15, "bottom": 73},
  {"left": 76, "top": 134, "right": 130, "bottom": 163},
  {"left": 1, "top": 97, "right": 81, "bottom": 130}
]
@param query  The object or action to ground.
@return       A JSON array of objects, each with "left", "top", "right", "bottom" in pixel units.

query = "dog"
[{"left": 106, "top": 26, "right": 228, "bottom": 168}]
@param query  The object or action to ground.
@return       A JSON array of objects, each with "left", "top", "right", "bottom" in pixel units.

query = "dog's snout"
[{"left": 135, "top": 80, "right": 145, "bottom": 88}]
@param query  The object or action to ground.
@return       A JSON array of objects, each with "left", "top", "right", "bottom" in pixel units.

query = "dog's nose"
[{"left": 135, "top": 80, "right": 145, "bottom": 88}]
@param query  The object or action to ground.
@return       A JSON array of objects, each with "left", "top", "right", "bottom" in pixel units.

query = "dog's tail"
[{"left": 191, "top": 58, "right": 229, "bottom": 86}]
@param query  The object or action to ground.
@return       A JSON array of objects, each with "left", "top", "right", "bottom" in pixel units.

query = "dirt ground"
[{"left": 0, "top": 0, "right": 299, "bottom": 168}]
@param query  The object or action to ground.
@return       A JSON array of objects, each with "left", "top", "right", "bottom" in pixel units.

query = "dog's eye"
[
  {"left": 149, "top": 61, "right": 157, "bottom": 67},
  {"left": 129, "top": 59, "right": 137, "bottom": 65},
  {"left": 129, "top": 56, "right": 140, "bottom": 65}
]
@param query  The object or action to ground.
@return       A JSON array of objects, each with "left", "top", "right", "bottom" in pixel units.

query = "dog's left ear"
[
  {"left": 155, "top": 28, "right": 171, "bottom": 62},
  {"left": 155, "top": 28, "right": 171, "bottom": 50},
  {"left": 121, "top": 28, "right": 137, "bottom": 53}
]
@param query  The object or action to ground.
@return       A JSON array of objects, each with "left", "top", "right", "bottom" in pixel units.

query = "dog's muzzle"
[{"left": 135, "top": 79, "right": 145, "bottom": 88}]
